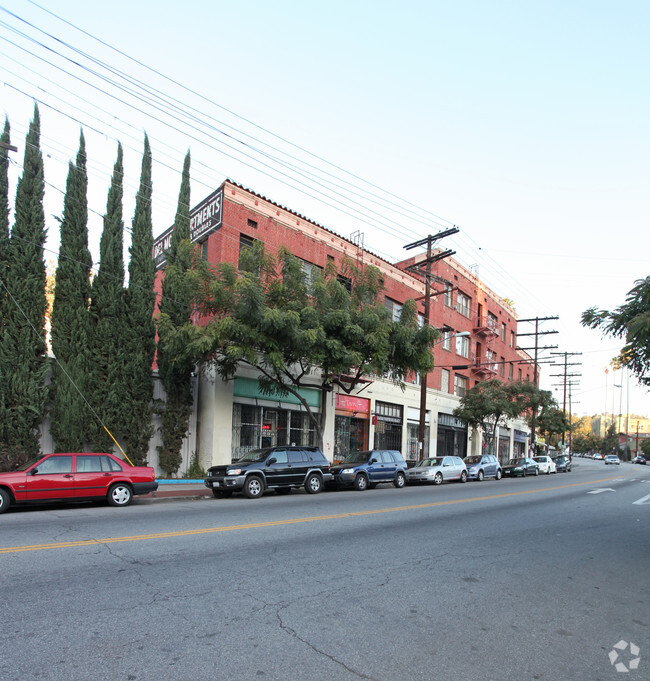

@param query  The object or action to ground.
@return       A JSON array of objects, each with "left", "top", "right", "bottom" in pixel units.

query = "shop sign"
[{"left": 335, "top": 394, "right": 370, "bottom": 415}]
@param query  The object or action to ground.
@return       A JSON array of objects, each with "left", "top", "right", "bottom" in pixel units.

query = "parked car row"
[{"left": 204, "top": 448, "right": 559, "bottom": 499}]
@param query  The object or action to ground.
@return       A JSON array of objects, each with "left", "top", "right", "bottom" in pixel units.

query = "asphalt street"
[{"left": 1, "top": 459, "right": 648, "bottom": 681}]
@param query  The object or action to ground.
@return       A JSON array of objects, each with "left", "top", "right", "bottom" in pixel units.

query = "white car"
[{"left": 533, "top": 455, "right": 557, "bottom": 474}]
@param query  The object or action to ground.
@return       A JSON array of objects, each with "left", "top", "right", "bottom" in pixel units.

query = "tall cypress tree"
[
  {"left": 50, "top": 132, "right": 93, "bottom": 452},
  {"left": 157, "top": 152, "right": 194, "bottom": 476},
  {"left": 122, "top": 135, "right": 155, "bottom": 464},
  {"left": 88, "top": 143, "right": 127, "bottom": 453},
  {"left": 0, "top": 117, "right": 12, "bottom": 456},
  {"left": 0, "top": 117, "right": 10, "bottom": 290},
  {"left": 0, "top": 105, "right": 48, "bottom": 466}
]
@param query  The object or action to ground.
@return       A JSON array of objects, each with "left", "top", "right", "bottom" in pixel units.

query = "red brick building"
[{"left": 153, "top": 180, "right": 534, "bottom": 471}]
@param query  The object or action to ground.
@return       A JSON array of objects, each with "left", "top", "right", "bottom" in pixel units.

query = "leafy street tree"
[
  {"left": 582, "top": 276, "right": 650, "bottom": 387},
  {"left": 158, "top": 242, "right": 437, "bottom": 448},
  {"left": 0, "top": 105, "right": 48, "bottom": 467},
  {"left": 515, "top": 382, "right": 569, "bottom": 450},
  {"left": 87, "top": 144, "right": 127, "bottom": 452},
  {"left": 640, "top": 439, "right": 650, "bottom": 457},
  {"left": 453, "top": 379, "right": 524, "bottom": 456},
  {"left": 535, "top": 405, "right": 570, "bottom": 448},
  {"left": 156, "top": 152, "right": 194, "bottom": 476},
  {"left": 50, "top": 133, "right": 93, "bottom": 452},
  {"left": 122, "top": 135, "right": 156, "bottom": 465}
]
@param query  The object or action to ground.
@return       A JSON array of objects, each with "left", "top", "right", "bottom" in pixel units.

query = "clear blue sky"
[{"left": 1, "top": 0, "right": 648, "bottom": 418}]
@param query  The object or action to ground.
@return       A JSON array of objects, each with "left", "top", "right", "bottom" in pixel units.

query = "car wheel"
[
  {"left": 534, "top": 467, "right": 539, "bottom": 476},
  {"left": 0, "top": 488, "right": 10, "bottom": 514},
  {"left": 243, "top": 476, "right": 264, "bottom": 499},
  {"left": 460, "top": 471, "right": 468, "bottom": 483},
  {"left": 394, "top": 471, "right": 406, "bottom": 488},
  {"left": 433, "top": 472, "right": 443, "bottom": 485},
  {"left": 477, "top": 470, "right": 484, "bottom": 482},
  {"left": 212, "top": 489, "right": 233, "bottom": 499},
  {"left": 107, "top": 483, "right": 133, "bottom": 507},
  {"left": 305, "top": 473, "right": 323, "bottom": 494},
  {"left": 354, "top": 474, "right": 369, "bottom": 491},
  {"left": 495, "top": 469, "right": 502, "bottom": 480},
  {"left": 522, "top": 468, "right": 526, "bottom": 477}
]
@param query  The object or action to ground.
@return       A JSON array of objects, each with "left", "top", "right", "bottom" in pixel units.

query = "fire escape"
[{"left": 471, "top": 311, "right": 499, "bottom": 379}]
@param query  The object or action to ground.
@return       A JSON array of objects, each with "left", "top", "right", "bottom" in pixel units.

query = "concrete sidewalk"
[{"left": 147, "top": 480, "right": 213, "bottom": 500}]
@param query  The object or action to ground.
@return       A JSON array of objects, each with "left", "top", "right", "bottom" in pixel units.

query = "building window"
[
  {"left": 518, "top": 368, "right": 522, "bottom": 381},
  {"left": 508, "top": 363, "right": 513, "bottom": 380},
  {"left": 501, "top": 322, "right": 507, "bottom": 342},
  {"left": 456, "top": 334, "right": 470, "bottom": 358},
  {"left": 454, "top": 374, "right": 467, "bottom": 398},
  {"left": 442, "top": 327, "right": 453, "bottom": 351},
  {"left": 488, "top": 311, "right": 498, "bottom": 332},
  {"left": 200, "top": 240, "right": 208, "bottom": 261},
  {"left": 412, "top": 372, "right": 421, "bottom": 386},
  {"left": 247, "top": 218, "right": 258, "bottom": 229},
  {"left": 238, "top": 233, "right": 256, "bottom": 270},
  {"left": 500, "top": 356, "right": 505, "bottom": 377},
  {"left": 510, "top": 330, "right": 515, "bottom": 348},
  {"left": 444, "top": 287, "right": 454, "bottom": 308},
  {"left": 384, "top": 298, "right": 403, "bottom": 322},
  {"left": 441, "top": 368, "right": 450, "bottom": 393},
  {"left": 337, "top": 273, "right": 352, "bottom": 292},
  {"left": 298, "top": 258, "right": 323, "bottom": 290},
  {"left": 457, "top": 292, "right": 471, "bottom": 318}
]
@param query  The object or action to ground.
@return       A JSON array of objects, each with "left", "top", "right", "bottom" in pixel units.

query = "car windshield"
[
  {"left": 533, "top": 457, "right": 544, "bottom": 462},
  {"left": 508, "top": 459, "right": 524, "bottom": 465},
  {"left": 341, "top": 451, "right": 371, "bottom": 464},
  {"left": 237, "top": 449, "right": 275, "bottom": 463},
  {"left": 464, "top": 456, "right": 482, "bottom": 464},
  {"left": 419, "top": 458, "right": 443, "bottom": 467},
  {"left": 15, "top": 455, "right": 46, "bottom": 472}
]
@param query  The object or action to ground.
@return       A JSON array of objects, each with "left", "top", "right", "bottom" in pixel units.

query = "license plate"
[{"left": 212, "top": 481, "right": 220, "bottom": 488}]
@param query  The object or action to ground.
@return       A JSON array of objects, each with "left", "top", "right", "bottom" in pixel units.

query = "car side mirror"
[
  {"left": 370, "top": 458, "right": 377, "bottom": 464},
  {"left": 30, "top": 468, "right": 38, "bottom": 475},
  {"left": 267, "top": 458, "right": 277, "bottom": 465}
]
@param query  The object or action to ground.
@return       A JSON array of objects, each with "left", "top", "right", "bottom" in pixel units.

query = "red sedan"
[{"left": 0, "top": 452, "right": 158, "bottom": 514}]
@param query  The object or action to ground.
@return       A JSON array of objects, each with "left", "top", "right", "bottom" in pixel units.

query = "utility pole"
[
  {"left": 404, "top": 227, "right": 459, "bottom": 460},
  {"left": 517, "top": 316, "right": 559, "bottom": 454},
  {"left": 550, "top": 351, "right": 582, "bottom": 449}
]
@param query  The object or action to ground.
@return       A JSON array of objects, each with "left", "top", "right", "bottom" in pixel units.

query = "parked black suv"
[{"left": 204, "top": 446, "right": 333, "bottom": 499}]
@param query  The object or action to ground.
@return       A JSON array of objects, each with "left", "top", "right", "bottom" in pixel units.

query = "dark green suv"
[{"left": 204, "top": 446, "right": 333, "bottom": 499}]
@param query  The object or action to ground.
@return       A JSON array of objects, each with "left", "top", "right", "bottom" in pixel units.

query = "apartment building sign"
[{"left": 153, "top": 187, "right": 223, "bottom": 269}]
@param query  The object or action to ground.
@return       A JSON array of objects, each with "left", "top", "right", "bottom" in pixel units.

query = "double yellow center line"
[{"left": 0, "top": 474, "right": 629, "bottom": 554}]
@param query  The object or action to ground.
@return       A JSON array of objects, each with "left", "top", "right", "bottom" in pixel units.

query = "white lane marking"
[
  {"left": 588, "top": 488, "right": 616, "bottom": 494},
  {"left": 632, "top": 494, "right": 650, "bottom": 506}
]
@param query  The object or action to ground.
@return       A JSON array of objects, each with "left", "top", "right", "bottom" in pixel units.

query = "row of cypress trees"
[{"left": 0, "top": 105, "right": 194, "bottom": 475}]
